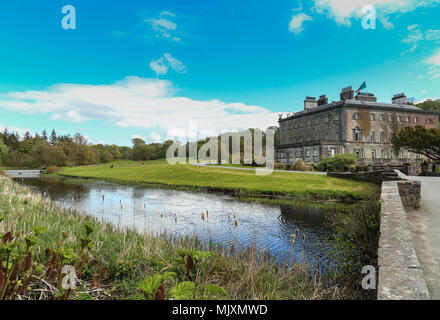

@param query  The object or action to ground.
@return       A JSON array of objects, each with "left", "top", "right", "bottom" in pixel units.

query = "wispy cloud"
[
  {"left": 288, "top": 13, "right": 313, "bottom": 35},
  {"left": 0, "top": 77, "right": 277, "bottom": 139},
  {"left": 401, "top": 24, "right": 440, "bottom": 54},
  {"left": 425, "top": 49, "right": 440, "bottom": 79},
  {"left": 149, "top": 53, "right": 187, "bottom": 77},
  {"left": 311, "top": 0, "right": 440, "bottom": 28},
  {"left": 147, "top": 11, "right": 181, "bottom": 42}
]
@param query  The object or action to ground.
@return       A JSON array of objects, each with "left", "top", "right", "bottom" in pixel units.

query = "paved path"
[
  {"left": 399, "top": 172, "right": 440, "bottom": 299},
  {"left": 191, "top": 163, "right": 327, "bottom": 175}
]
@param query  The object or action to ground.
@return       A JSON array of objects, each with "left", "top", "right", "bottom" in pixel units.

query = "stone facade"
[{"left": 276, "top": 88, "right": 439, "bottom": 167}]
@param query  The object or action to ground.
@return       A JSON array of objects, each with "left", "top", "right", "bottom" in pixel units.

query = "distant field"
[{"left": 59, "top": 159, "right": 378, "bottom": 200}]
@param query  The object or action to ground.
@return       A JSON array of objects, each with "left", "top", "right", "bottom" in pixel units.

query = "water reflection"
[{"left": 15, "top": 177, "right": 338, "bottom": 268}]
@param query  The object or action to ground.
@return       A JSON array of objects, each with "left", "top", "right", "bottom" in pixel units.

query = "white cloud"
[
  {"left": 289, "top": 13, "right": 313, "bottom": 35},
  {"left": 147, "top": 11, "right": 181, "bottom": 42},
  {"left": 425, "top": 49, "right": 440, "bottom": 79},
  {"left": 150, "top": 132, "right": 162, "bottom": 143},
  {"left": 426, "top": 49, "right": 440, "bottom": 65},
  {"left": 149, "top": 53, "right": 187, "bottom": 77},
  {"left": 132, "top": 134, "right": 146, "bottom": 141},
  {"left": 312, "top": 0, "right": 440, "bottom": 27},
  {"left": 401, "top": 25, "right": 440, "bottom": 54},
  {"left": 0, "top": 125, "right": 34, "bottom": 137},
  {"left": 149, "top": 57, "right": 169, "bottom": 76},
  {"left": 0, "top": 77, "right": 278, "bottom": 140}
]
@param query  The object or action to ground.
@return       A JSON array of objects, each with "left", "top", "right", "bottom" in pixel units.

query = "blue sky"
[{"left": 0, "top": 0, "right": 439, "bottom": 146}]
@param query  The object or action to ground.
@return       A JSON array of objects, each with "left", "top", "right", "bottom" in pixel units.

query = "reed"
[{"left": 0, "top": 176, "right": 342, "bottom": 300}]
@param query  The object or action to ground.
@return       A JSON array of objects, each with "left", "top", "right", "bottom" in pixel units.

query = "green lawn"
[{"left": 59, "top": 159, "right": 378, "bottom": 200}]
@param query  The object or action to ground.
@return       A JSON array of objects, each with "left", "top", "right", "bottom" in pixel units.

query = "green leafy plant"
[{"left": 138, "top": 272, "right": 176, "bottom": 300}]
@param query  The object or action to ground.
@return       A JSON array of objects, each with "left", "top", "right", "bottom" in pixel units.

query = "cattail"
[
  {"left": 175, "top": 217, "right": 178, "bottom": 223},
  {"left": 23, "top": 252, "right": 32, "bottom": 272},
  {"left": 235, "top": 219, "right": 239, "bottom": 227},
  {"left": 233, "top": 213, "right": 237, "bottom": 219},
  {"left": 302, "top": 234, "right": 306, "bottom": 241},
  {"left": 155, "top": 284, "right": 165, "bottom": 300},
  {"left": 102, "top": 194, "right": 105, "bottom": 201},
  {"left": 201, "top": 213, "right": 205, "bottom": 220},
  {"left": 206, "top": 210, "right": 209, "bottom": 218},
  {"left": 290, "top": 234, "right": 296, "bottom": 245},
  {"left": 295, "top": 228, "right": 300, "bottom": 235}
]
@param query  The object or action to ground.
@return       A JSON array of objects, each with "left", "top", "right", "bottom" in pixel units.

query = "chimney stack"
[
  {"left": 392, "top": 93, "right": 407, "bottom": 104},
  {"left": 317, "top": 95, "right": 328, "bottom": 106},
  {"left": 340, "top": 86, "right": 354, "bottom": 101},
  {"left": 355, "top": 92, "right": 377, "bottom": 102},
  {"left": 304, "top": 96, "right": 317, "bottom": 111}
]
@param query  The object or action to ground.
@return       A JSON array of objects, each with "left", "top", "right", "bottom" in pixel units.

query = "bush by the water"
[
  {"left": 45, "top": 166, "right": 60, "bottom": 174},
  {"left": 316, "top": 154, "right": 358, "bottom": 172}
]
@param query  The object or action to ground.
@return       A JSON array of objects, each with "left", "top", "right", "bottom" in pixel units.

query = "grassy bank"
[
  {"left": 0, "top": 176, "right": 338, "bottom": 300},
  {"left": 58, "top": 159, "right": 378, "bottom": 202}
]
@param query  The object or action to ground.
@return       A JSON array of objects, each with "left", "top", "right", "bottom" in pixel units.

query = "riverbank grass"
[
  {"left": 59, "top": 159, "right": 378, "bottom": 201},
  {"left": 0, "top": 176, "right": 334, "bottom": 300}
]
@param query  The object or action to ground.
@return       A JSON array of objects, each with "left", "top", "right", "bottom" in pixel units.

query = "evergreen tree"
[{"left": 50, "top": 130, "right": 57, "bottom": 145}]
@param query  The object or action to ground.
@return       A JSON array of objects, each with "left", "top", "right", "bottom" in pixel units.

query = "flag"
[{"left": 356, "top": 81, "right": 367, "bottom": 93}]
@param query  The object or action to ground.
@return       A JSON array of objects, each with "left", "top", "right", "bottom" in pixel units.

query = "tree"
[
  {"left": 392, "top": 125, "right": 440, "bottom": 163},
  {"left": 417, "top": 100, "right": 440, "bottom": 127},
  {"left": 0, "top": 137, "right": 9, "bottom": 165},
  {"left": 50, "top": 130, "right": 58, "bottom": 145},
  {"left": 42, "top": 129, "right": 48, "bottom": 142}
]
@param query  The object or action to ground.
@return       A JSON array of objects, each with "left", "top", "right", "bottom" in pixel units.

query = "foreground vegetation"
[
  {"left": 58, "top": 159, "right": 378, "bottom": 202},
  {"left": 1, "top": 176, "right": 337, "bottom": 300}
]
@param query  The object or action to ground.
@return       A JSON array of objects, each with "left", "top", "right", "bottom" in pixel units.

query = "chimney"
[
  {"left": 355, "top": 92, "right": 377, "bottom": 102},
  {"left": 392, "top": 93, "right": 407, "bottom": 104},
  {"left": 317, "top": 95, "right": 328, "bottom": 106},
  {"left": 340, "top": 86, "right": 354, "bottom": 101},
  {"left": 304, "top": 96, "right": 317, "bottom": 111}
]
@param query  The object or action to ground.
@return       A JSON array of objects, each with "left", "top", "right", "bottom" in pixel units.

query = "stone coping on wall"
[{"left": 377, "top": 181, "right": 430, "bottom": 300}]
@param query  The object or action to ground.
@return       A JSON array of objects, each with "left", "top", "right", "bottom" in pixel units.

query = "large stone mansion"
[{"left": 275, "top": 86, "right": 439, "bottom": 166}]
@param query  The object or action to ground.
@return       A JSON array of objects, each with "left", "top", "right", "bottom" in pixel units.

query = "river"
[{"left": 14, "top": 176, "right": 339, "bottom": 270}]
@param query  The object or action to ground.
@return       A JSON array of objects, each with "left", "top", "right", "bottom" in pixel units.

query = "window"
[
  {"left": 389, "top": 114, "right": 393, "bottom": 122},
  {"left": 289, "top": 124, "right": 292, "bottom": 130},
  {"left": 353, "top": 127, "right": 362, "bottom": 142},
  {"left": 370, "top": 131, "right": 376, "bottom": 143},
  {"left": 427, "top": 118, "right": 434, "bottom": 124},
  {"left": 307, "top": 119, "right": 311, "bottom": 126},
  {"left": 313, "top": 149, "right": 319, "bottom": 157},
  {"left": 380, "top": 132, "right": 385, "bottom": 143},
  {"left": 294, "top": 122, "right": 298, "bottom": 129},
  {"left": 370, "top": 113, "right": 376, "bottom": 121},
  {"left": 398, "top": 115, "right": 403, "bottom": 123},
  {"left": 306, "top": 150, "right": 311, "bottom": 157},
  {"left": 354, "top": 149, "right": 363, "bottom": 158},
  {"left": 379, "top": 114, "right": 385, "bottom": 121},
  {"left": 381, "top": 150, "right": 387, "bottom": 159},
  {"left": 330, "top": 148, "right": 336, "bottom": 157},
  {"left": 371, "top": 149, "right": 376, "bottom": 159},
  {"left": 405, "top": 116, "right": 410, "bottom": 123},
  {"left": 300, "top": 121, "right": 303, "bottom": 128},
  {"left": 315, "top": 136, "right": 319, "bottom": 141},
  {"left": 334, "top": 113, "right": 339, "bottom": 121},
  {"left": 353, "top": 113, "right": 360, "bottom": 120},
  {"left": 414, "top": 117, "right": 419, "bottom": 124}
]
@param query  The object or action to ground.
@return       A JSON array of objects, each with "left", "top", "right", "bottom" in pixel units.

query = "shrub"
[
  {"left": 0, "top": 170, "right": 5, "bottom": 176},
  {"left": 316, "top": 154, "right": 358, "bottom": 172},
  {"left": 46, "top": 166, "right": 60, "bottom": 174},
  {"left": 274, "top": 162, "right": 286, "bottom": 170},
  {"left": 289, "top": 159, "right": 313, "bottom": 171}
]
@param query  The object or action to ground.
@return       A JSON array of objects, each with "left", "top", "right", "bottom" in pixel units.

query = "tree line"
[{"left": 0, "top": 129, "right": 174, "bottom": 168}]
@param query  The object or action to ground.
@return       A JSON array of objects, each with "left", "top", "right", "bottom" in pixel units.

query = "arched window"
[
  {"left": 426, "top": 118, "right": 433, "bottom": 124},
  {"left": 353, "top": 112, "right": 360, "bottom": 120}
]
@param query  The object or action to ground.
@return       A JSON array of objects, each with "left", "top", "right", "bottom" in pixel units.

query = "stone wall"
[
  {"left": 378, "top": 181, "right": 429, "bottom": 300},
  {"left": 397, "top": 181, "right": 421, "bottom": 210},
  {"left": 327, "top": 170, "right": 399, "bottom": 184}
]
